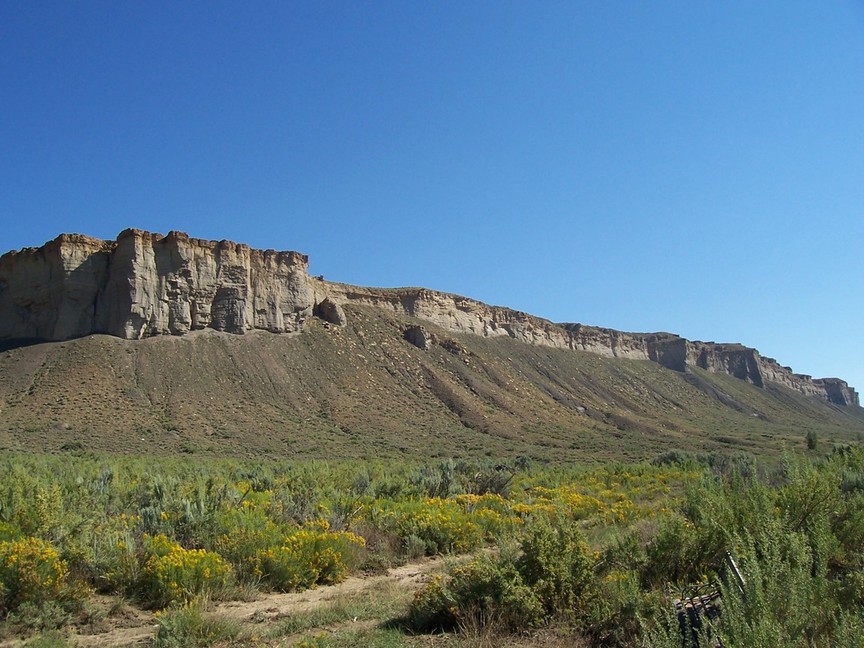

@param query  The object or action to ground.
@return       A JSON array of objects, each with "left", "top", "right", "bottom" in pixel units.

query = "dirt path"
[
  {"left": 53, "top": 556, "right": 447, "bottom": 648},
  {"left": 216, "top": 556, "right": 441, "bottom": 626}
]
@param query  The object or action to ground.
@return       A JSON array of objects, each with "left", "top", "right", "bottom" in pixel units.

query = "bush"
[
  {"left": 140, "top": 535, "right": 232, "bottom": 608},
  {"left": 255, "top": 524, "right": 365, "bottom": 591},
  {"left": 410, "top": 517, "right": 597, "bottom": 633},
  {"left": 89, "top": 520, "right": 140, "bottom": 594},
  {"left": 409, "top": 557, "right": 544, "bottom": 632},
  {"left": 370, "top": 498, "right": 484, "bottom": 555},
  {"left": 210, "top": 508, "right": 284, "bottom": 584},
  {"left": 640, "top": 453, "right": 864, "bottom": 646},
  {"left": 0, "top": 537, "right": 86, "bottom": 615},
  {"left": 516, "top": 516, "right": 594, "bottom": 615}
]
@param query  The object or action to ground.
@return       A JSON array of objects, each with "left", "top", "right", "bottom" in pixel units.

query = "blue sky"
[{"left": 2, "top": 2, "right": 863, "bottom": 391}]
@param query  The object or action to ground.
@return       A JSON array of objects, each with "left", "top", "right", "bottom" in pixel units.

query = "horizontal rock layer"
[
  {"left": 0, "top": 230, "right": 858, "bottom": 407},
  {"left": 320, "top": 283, "right": 859, "bottom": 406}
]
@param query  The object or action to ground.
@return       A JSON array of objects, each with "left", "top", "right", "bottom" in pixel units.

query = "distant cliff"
[
  {"left": 0, "top": 230, "right": 314, "bottom": 340},
  {"left": 0, "top": 230, "right": 858, "bottom": 407}
]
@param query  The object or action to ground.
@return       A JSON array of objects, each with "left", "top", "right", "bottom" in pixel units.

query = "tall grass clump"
[{"left": 152, "top": 599, "right": 240, "bottom": 648}]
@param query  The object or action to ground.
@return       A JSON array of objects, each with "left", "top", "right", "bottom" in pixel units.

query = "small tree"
[{"left": 806, "top": 430, "right": 818, "bottom": 451}]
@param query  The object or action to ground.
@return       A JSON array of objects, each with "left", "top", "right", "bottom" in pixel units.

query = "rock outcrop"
[
  {"left": 313, "top": 297, "right": 347, "bottom": 327},
  {"left": 0, "top": 230, "right": 858, "bottom": 407},
  {"left": 404, "top": 324, "right": 432, "bottom": 350}
]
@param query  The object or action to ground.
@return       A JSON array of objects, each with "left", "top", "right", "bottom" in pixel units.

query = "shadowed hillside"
[{"left": 2, "top": 304, "right": 862, "bottom": 462}]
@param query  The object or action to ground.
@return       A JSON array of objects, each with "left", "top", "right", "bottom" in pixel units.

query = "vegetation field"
[{"left": 1, "top": 445, "right": 863, "bottom": 647}]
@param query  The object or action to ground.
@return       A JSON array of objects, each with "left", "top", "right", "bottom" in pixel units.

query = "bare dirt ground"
[
  {"left": 215, "top": 558, "right": 438, "bottom": 625},
  {"left": 8, "top": 557, "right": 448, "bottom": 648}
]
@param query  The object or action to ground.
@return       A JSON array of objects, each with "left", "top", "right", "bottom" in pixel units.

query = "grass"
[
  {"left": 266, "top": 581, "right": 413, "bottom": 638},
  {"left": 153, "top": 601, "right": 241, "bottom": 648}
]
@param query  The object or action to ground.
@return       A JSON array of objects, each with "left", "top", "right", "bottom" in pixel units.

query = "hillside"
[
  {"left": 1, "top": 302, "right": 862, "bottom": 462},
  {"left": 1, "top": 229, "right": 862, "bottom": 462}
]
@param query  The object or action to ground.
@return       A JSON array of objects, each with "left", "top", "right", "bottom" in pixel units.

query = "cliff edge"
[{"left": 0, "top": 230, "right": 857, "bottom": 407}]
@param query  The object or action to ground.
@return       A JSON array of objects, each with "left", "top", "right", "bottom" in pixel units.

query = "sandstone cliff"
[
  {"left": 0, "top": 230, "right": 313, "bottom": 340},
  {"left": 318, "top": 283, "right": 858, "bottom": 406},
  {"left": 0, "top": 230, "right": 858, "bottom": 407}
]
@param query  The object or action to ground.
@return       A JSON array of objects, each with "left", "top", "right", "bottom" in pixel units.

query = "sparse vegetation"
[
  {"left": 3, "top": 308, "right": 864, "bottom": 464},
  {"left": 153, "top": 599, "right": 241, "bottom": 648}
]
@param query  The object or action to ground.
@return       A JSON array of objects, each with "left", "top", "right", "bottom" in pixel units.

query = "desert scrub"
[
  {"left": 255, "top": 522, "right": 365, "bottom": 591},
  {"left": 88, "top": 514, "right": 141, "bottom": 594},
  {"left": 410, "top": 517, "right": 597, "bottom": 633},
  {"left": 410, "top": 556, "right": 545, "bottom": 632},
  {"left": 0, "top": 521, "right": 18, "bottom": 542},
  {"left": 0, "top": 536, "right": 87, "bottom": 615},
  {"left": 140, "top": 534, "right": 232, "bottom": 607},
  {"left": 453, "top": 493, "right": 524, "bottom": 539},
  {"left": 210, "top": 506, "right": 285, "bottom": 583}
]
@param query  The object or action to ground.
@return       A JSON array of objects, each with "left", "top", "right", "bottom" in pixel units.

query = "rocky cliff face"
[
  {"left": 0, "top": 230, "right": 858, "bottom": 407},
  {"left": 319, "top": 284, "right": 858, "bottom": 406},
  {"left": 0, "top": 230, "right": 313, "bottom": 340}
]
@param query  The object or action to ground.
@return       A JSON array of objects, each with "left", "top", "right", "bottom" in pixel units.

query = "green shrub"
[
  {"left": 640, "top": 453, "right": 864, "bottom": 646},
  {"left": 585, "top": 568, "right": 655, "bottom": 647},
  {"left": 210, "top": 508, "right": 284, "bottom": 584},
  {"left": 410, "top": 517, "right": 596, "bottom": 633},
  {"left": 370, "top": 498, "right": 484, "bottom": 555},
  {"left": 712, "top": 527, "right": 832, "bottom": 647},
  {"left": 516, "top": 516, "right": 594, "bottom": 616},
  {"left": 409, "top": 556, "right": 544, "bottom": 632},
  {"left": 89, "top": 520, "right": 140, "bottom": 594}
]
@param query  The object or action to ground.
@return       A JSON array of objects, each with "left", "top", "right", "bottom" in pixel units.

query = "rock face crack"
[{"left": 0, "top": 229, "right": 858, "bottom": 407}]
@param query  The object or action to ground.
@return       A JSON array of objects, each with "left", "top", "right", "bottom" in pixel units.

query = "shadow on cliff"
[{"left": 0, "top": 337, "right": 51, "bottom": 352}]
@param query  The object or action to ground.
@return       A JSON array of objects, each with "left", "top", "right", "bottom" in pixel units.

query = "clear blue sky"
[{"left": 2, "top": 2, "right": 863, "bottom": 391}]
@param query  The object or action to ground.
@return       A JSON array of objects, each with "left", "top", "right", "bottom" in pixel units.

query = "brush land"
[{"left": 1, "top": 447, "right": 863, "bottom": 647}]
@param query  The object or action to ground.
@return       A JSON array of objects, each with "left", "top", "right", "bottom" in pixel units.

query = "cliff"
[
  {"left": 0, "top": 230, "right": 858, "bottom": 407},
  {"left": 319, "top": 284, "right": 858, "bottom": 406},
  {"left": 0, "top": 229, "right": 313, "bottom": 340}
]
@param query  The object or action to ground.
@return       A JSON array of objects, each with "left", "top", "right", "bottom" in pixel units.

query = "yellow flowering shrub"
[
  {"left": 255, "top": 524, "right": 365, "bottom": 591},
  {"left": 454, "top": 493, "right": 523, "bottom": 537},
  {"left": 526, "top": 485, "right": 605, "bottom": 520},
  {"left": 0, "top": 536, "right": 83, "bottom": 613},
  {"left": 371, "top": 498, "right": 484, "bottom": 555},
  {"left": 141, "top": 534, "right": 232, "bottom": 607}
]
